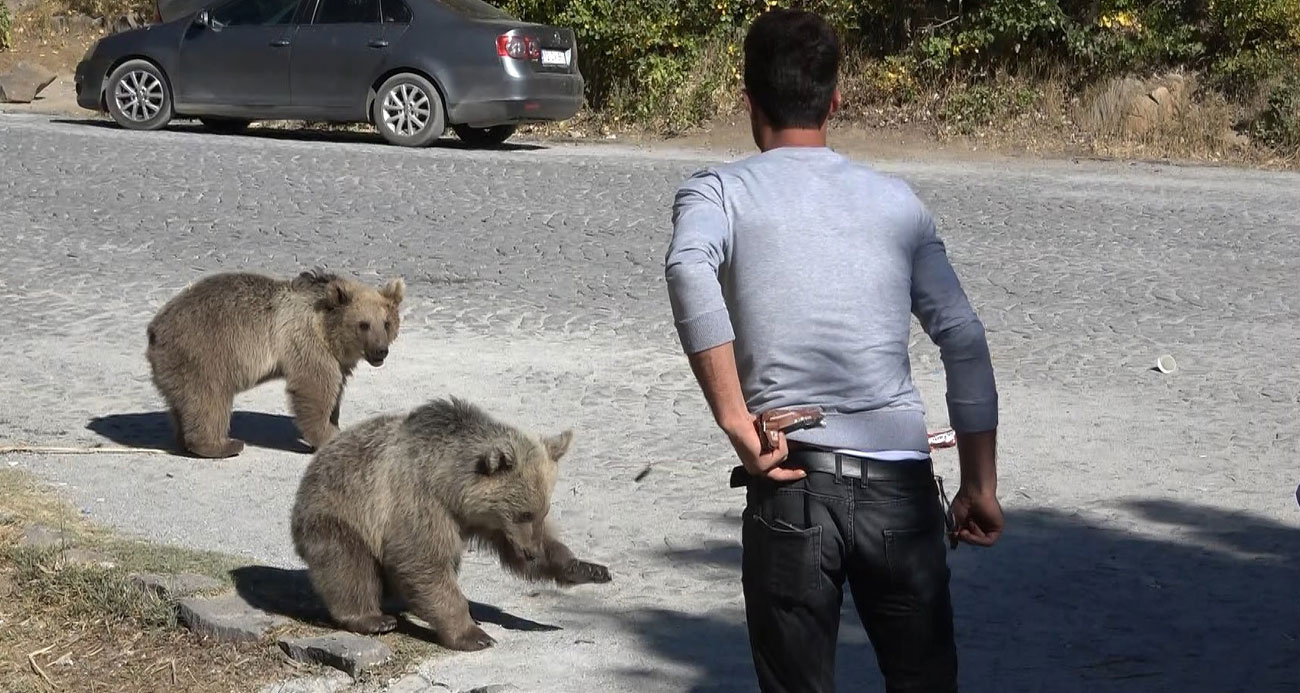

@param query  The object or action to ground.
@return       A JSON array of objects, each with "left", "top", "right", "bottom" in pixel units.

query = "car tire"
[
  {"left": 105, "top": 59, "right": 174, "bottom": 131},
  {"left": 452, "top": 124, "right": 516, "bottom": 147},
  {"left": 372, "top": 73, "right": 446, "bottom": 147},
  {"left": 200, "top": 117, "right": 252, "bottom": 135}
]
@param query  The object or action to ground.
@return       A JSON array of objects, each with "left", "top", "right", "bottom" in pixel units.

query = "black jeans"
[{"left": 739, "top": 450, "right": 957, "bottom": 693}]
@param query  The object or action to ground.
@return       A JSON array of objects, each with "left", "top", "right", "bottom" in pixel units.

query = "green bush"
[
  {"left": 1205, "top": 0, "right": 1300, "bottom": 94},
  {"left": 497, "top": 0, "right": 1300, "bottom": 130},
  {"left": 0, "top": 2, "right": 13, "bottom": 52},
  {"left": 1250, "top": 73, "right": 1300, "bottom": 151}
]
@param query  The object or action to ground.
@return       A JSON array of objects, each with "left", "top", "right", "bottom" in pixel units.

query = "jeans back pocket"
[{"left": 742, "top": 513, "right": 824, "bottom": 603}]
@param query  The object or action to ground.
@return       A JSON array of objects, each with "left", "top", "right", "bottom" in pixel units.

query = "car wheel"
[
  {"left": 105, "top": 59, "right": 174, "bottom": 131},
  {"left": 200, "top": 117, "right": 252, "bottom": 135},
  {"left": 452, "top": 124, "right": 516, "bottom": 147},
  {"left": 372, "top": 73, "right": 445, "bottom": 147}
]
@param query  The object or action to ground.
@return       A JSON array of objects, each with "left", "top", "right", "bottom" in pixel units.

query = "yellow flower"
[{"left": 1098, "top": 11, "right": 1142, "bottom": 31}]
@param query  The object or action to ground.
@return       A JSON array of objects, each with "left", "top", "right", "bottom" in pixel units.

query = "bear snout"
[{"left": 365, "top": 347, "right": 389, "bottom": 366}]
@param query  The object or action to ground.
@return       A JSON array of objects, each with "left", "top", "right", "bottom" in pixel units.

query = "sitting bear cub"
[{"left": 290, "top": 396, "right": 611, "bottom": 651}]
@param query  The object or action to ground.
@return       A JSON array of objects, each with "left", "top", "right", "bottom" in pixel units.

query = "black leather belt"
[
  {"left": 788, "top": 448, "right": 932, "bottom": 480},
  {"left": 730, "top": 446, "right": 932, "bottom": 487}
]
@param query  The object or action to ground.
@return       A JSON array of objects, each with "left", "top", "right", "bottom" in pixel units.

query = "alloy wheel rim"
[
  {"left": 114, "top": 70, "right": 164, "bottom": 122},
  {"left": 382, "top": 84, "right": 431, "bottom": 137}
]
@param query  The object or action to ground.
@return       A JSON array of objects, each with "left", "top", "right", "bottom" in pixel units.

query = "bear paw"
[
  {"left": 446, "top": 624, "right": 496, "bottom": 651},
  {"left": 343, "top": 613, "right": 399, "bottom": 634},
  {"left": 190, "top": 438, "right": 245, "bottom": 458},
  {"left": 562, "top": 559, "right": 612, "bottom": 585}
]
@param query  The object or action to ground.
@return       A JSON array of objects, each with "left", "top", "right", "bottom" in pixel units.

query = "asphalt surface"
[{"left": 1, "top": 113, "right": 1299, "bottom": 692}]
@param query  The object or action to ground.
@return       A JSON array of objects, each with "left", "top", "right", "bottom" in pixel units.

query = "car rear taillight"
[{"left": 497, "top": 34, "right": 540, "bottom": 61}]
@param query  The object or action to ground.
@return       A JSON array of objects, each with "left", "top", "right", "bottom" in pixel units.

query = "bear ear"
[
  {"left": 381, "top": 278, "right": 405, "bottom": 305},
  {"left": 325, "top": 280, "right": 351, "bottom": 309},
  {"left": 477, "top": 445, "right": 515, "bottom": 476},
  {"left": 543, "top": 430, "right": 574, "bottom": 462}
]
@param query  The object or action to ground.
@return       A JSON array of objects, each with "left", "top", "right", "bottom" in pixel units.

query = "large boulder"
[
  {"left": 0, "top": 62, "right": 58, "bottom": 104},
  {"left": 1119, "top": 73, "right": 1191, "bottom": 137}
]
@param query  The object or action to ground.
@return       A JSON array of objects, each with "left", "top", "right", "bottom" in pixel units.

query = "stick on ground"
[{"left": 0, "top": 444, "right": 168, "bottom": 455}]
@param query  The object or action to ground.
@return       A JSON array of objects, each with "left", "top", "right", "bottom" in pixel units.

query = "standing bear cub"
[
  {"left": 146, "top": 269, "right": 404, "bottom": 458},
  {"left": 290, "top": 396, "right": 611, "bottom": 651}
]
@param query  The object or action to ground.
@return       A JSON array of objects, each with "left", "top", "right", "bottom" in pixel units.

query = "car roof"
[{"left": 156, "top": 0, "right": 510, "bottom": 24}]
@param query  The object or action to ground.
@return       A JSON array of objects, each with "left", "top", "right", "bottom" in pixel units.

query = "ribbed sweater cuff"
[
  {"left": 675, "top": 308, "right": 734, "bottom": 354},
  {"left": 946, "top": 395, "right": 998, "bottom": 433}
]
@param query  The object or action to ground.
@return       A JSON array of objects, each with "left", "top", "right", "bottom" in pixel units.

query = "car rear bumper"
[{"left": 448, "top": 72, "right": 584, "bottom": 128}]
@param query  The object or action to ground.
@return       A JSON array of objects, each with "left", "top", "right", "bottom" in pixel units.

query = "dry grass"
[
  {"left": 0, "top": 468, "right": 442, "bottom": 692},
  {"left": 0, "top": 469, "right": 301, "bottom": 692}
]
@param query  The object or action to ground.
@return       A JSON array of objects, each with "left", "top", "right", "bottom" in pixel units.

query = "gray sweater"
[{"left": 664, "top": 146, "right": 997, "bottom": 454}]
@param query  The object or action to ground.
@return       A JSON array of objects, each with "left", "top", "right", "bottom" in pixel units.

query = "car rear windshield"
[{"left": 437, "top": 0, "right": 513, "bottom": 20}]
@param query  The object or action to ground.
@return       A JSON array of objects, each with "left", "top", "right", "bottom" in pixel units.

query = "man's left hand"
[{"left": 724, "top": 416, "right": 805, "bottom": 482}]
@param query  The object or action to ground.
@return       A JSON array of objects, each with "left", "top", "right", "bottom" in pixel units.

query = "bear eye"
[
  {"left": 358, "top": 321, "right": 370, "bottom": 331},
  {"left": 517, "top": 512, "right": 535, "bottom": 523},
  {"left": 383, "top": 320, "right": 391, "bottom": 331}
]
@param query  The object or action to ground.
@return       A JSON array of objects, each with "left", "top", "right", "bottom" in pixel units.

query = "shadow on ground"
[
  {"left": 53, "top": 118, "right": 547, "bottom": 151},
  {"left": 229, "top": 565, "right": 561, "bottom": 643},
  {"left": 617, "top": 498, "right": 1300, "bottom": 693},
  {"left": 87, "top": 410, "right": 312, "bottom": 455}
]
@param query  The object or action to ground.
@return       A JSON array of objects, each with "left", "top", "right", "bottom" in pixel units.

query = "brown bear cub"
[
  {"left": 290, "top": 396, "right": 611, "bottom": 651},
  {"left": 146, "top": 269, "right": 404, "bottom": 458}
]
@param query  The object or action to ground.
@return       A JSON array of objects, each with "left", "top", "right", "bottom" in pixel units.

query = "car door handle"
[
  {"left": 368, "top": 40, "right": 389, "bottom": 48},
  {"left": 270, "top": 39, "right": 290, "bottom": 47}
]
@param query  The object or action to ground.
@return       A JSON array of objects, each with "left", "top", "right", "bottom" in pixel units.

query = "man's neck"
[{"left": 757, "top": 127, "right": 828, "bottom": 152}]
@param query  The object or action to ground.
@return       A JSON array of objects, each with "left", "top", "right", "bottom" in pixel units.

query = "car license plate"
[{"left": 541, "top": 49, "right": 569, "bottom": 67}]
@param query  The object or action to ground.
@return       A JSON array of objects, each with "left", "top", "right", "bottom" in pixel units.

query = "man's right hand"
[
  {"left": 723, "top": 416, "right": 804, "bottom": 482},
  {"left": 950, "top": 428, "right": 1003, "bottom": 548},
  {"left": 948, "top": 488, "right": 1004, "bottom": 548}
]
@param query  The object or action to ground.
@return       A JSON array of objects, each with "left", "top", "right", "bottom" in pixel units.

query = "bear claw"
[
  {"left": 564, "top": 560, "right": 611, "bottom": 584},
  {"left": 344, "top": 613, "right": 399, "bottom": 634},
  {"left": 447, "top": 624, "right": 496, "bottom": 651}
]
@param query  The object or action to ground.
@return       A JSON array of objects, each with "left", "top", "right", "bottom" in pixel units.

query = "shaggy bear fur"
[
  {"left": 146, "top": 269, "right": 404, "bottom": 458},
  {"left": 290, "top": 396, "right": 611, "bottom": 651}
]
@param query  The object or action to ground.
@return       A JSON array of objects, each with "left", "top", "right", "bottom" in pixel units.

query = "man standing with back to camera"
[{"left": 664, "top": 8, "right": 1004, "bottom": 693}]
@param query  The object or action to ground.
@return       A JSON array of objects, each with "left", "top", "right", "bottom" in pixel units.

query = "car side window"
[
  {"left": 380, "top": 0, "right": 411, "bottom": 23},
  {"left": 211, "top": 0, "right": 301, "bottom": 26},
  {"left": 313, "top": 0, "right": 380, "bottom": 23}
]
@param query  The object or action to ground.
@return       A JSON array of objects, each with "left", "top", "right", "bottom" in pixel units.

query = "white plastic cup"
[{"left": 1155, "top": 354, "right": 1178, "bottom": 374}]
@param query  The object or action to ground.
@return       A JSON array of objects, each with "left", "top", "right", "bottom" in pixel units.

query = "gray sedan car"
[{"left": 74, "top": 0, "right": 583, "bottom": 146}]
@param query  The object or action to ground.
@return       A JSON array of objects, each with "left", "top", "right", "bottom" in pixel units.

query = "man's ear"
[
  {"left": 543, "top": 430, "right": 574, "bottom": 462},
  {"left": 477, "top": 445, "right": 515, "bottom": 475}
]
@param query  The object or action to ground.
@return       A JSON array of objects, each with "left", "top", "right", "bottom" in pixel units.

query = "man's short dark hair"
[{"left": 743, "top": 9, "right": 841, "bottom": 130}]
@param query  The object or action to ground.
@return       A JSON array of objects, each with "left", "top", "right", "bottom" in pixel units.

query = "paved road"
[{"left": 2, "top": 113, "right": 1299, "bottom": 692}]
